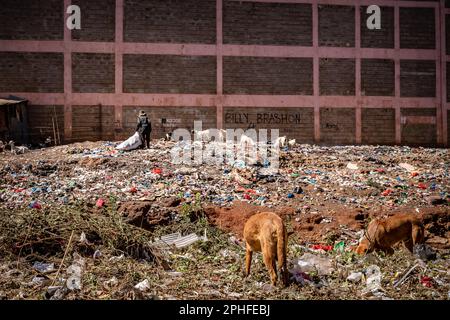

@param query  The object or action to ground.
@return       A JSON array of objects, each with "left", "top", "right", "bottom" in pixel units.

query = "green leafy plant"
[{"left": 180, "top": 193, "right": 204, "bottom": 222}]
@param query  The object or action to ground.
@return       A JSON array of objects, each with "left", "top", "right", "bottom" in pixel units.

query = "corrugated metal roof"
[{"left": 0, "top": 95, "right": 27, "bottom": 106}]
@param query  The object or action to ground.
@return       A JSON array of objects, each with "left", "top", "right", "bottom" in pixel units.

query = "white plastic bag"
[{"left": 116, "top": 132, "right": 142, "bottom": 151}]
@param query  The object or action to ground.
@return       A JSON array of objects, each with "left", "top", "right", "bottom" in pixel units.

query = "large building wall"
[{"left": 0, "top": 0, "right": 447, "bottom": 146}]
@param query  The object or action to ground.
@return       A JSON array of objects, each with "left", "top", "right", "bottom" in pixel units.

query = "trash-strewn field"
[{"left": 0, "top": 140, "right": 448, "bottom": 300}]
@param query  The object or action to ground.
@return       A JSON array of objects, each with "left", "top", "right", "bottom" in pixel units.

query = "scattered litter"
[
  {"left": 311, "top": 244, "right": 333, "bottom": 252},
  {"left": 33, "top": 262, "right": 55, "bottom": 274},
  {"left": 96, "top": 198, "right": 105, "bottom": 208},
  {"left": 134, "top": 279, "right": 150, "bottom": 291},
  {"left": 104, "top": 277, "right": 118, "bottom": 287},
  {"left": 420, "top": 276, "right": 433, "bottom": 288},
  {"left": 29, "top": 201, "right": 41, "bottom": 209},
  {"left": 347, "top": 272, "right": 363, "bottom": 283},
  {"left": 93, "top": 249, "right": 102, "bottom": 259},
  {"left": 414, "top": 244, "right": 437, "bottom": 261},
  {"left": 30, "top": 276, "right": 47, "bottom": 286},
  {"left": 108, "top": 254, "right": 124, "bottom": 263},
  {"left": 289, "top": 269, "right": 313, "bottom": 286},
  {"left": 152, "top": 231, "right": 207, "bottom": 249},
  {"left": 228, "top": 292, "right": 242, "bottom": 298},
  {"left": 399, "top": 163, "right": 416, "bottom": 172},
  {"left": 0, "top": 140, "right": 448, "bottom": 300},
  {"left": 66, "top": 254, "right": 86, "bottom": 291},
  {"left": 333, "top": 241, "right": 345, "bottom": 252},
  {"left": 294, "top": 253, "right": 334, "bottom": 276},
  {"left": 363, "top": 265, "right": 382, "bottom": 294},
  {"left": 346, "top": 163, "right": 359, "bottom": 170}
]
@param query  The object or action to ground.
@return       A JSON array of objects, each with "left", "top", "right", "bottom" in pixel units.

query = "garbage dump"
[{"left": 0, "top": 139, "right": 448, "bottom": 300}]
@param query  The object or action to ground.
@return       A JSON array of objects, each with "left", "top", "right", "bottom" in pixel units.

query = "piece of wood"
[
  {"left": 54, "top": 106, "right": 61, "bottom": 145},
  {"left": 50, "top": 230, "right": 75, "bottom": 287},
  {"left": 51, "top": 115, "right": 57, "bottom": 146}
]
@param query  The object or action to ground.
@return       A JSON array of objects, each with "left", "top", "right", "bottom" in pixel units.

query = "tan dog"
[
  {"left": 356, "top": 214, "right": 425, "bottom": 255},
  {"left": 243, "top": 212, "right": 290, "bottom": 286}
]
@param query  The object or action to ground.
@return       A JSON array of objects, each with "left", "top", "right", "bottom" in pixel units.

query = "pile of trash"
[
  {"left": 0, "top": 140, "right": 448, "bottom": 212},
  {"left": 0, "top": 139, "right": 448, "bottom": 300}
]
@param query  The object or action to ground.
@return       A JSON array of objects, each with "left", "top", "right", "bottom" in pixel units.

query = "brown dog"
[
  {"left": 355, "top": 214, "right": 425, "bottom": 255},
  {"left": 243, "top": 212, "right": 290, "bottom": 286}
]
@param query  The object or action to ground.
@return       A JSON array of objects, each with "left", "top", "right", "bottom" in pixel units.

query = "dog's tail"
[{"left": 276, "top": 221, "right": 288, "bottom": 286}]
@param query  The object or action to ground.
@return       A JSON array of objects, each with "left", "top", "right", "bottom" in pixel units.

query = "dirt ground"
[
  {"left": 204, "top": 201, "right": 449, "bottom": 248},
  {"left": 0, "top": 140, "right": 448, "bottom": 300}
]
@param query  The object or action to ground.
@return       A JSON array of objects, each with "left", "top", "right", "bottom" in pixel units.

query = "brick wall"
[
  {"left": 0, "top": 0, "right": 63, "bottom": 40},
  {"left": 223, "top": 2, "right": 312, "bottom": 46},
  {"left": 446, "top": 15, "right": 450, "bottom": 54},
  {"left": 400, "top": 60, "right": 436, "bottom": 97},
  {"left": 123, "top": 54, "right": 216, "bottom": 93},
  {"left": 447, "top": 62, "right": 450, "bottom": 102},
  {"left": 124, "top": 0, "right": 216, "bottom": 43},
  {"left": 0, "top": 53, "right": 64, "bottom": 93},
  {"left": 223, "top": 107, "right": 315, "bottom": 143},
  {"left": 72, "top": 105, "right": 115, "bottom": 142},
  {"left": 27, "top": 105, "right": 65, "bottom": 143},
  {"left": 0, "top": 0, "right": 446, "bottom": 147},
  {"left": 400, "top": 8, "right": 435, "bottom": 49},
  {"left": 319, "top": 58, "right": 355, "bottom": 95},
  {"left": 401, "top": 108, "right": 436, "bottom": 146},
  {"left": 319, "top": 5, "right": 355, "bottom": 47},
  {"left": 361, "top": 59, "right": 395, "bottom": 96},
  {"left": 223, "top": 57, "right": 313, "bottom": 95},
  {"left": 362, "top": 108, "right": 395, "bottom": 145},
  {"left": 448, "top": 111, "right": 450, "bottom": 143},
  {"left": 122, "top": 106, "right": 216, "bottom": 139},
  {"left": 360, "top": 6, "right": 394, "bottom": 48},
  {"left": 320, "top": 108, "right": 355, "bottom": 144},
  {"left": 71, "top": 0, "right": 115, "bottom": 42},
  {"left": 72, "top": 53, "right": 115, "bottom": 93}
]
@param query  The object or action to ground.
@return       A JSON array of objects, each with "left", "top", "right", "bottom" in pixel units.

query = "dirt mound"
[
  {"left": 205, "top": 201, "right": 449, "bottom": 246},
  {"left": 204, "top": 201, "right": 369, "bottom": 242},
  {"left": 204, "top": 201, "right": 296, "bottom": 239},
  {"left": 118, "top": 201, "right": 172, "bottom": 230},
  {"left": 160, "top": 197, "right": 182, "bottom": 208},
  {"left": 420, "top": 209, "right": 450, "bottom": 248}
]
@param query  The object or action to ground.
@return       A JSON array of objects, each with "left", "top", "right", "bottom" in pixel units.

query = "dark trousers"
[{"left": 140, "top": 131, "right": 150, "bottom": 148}]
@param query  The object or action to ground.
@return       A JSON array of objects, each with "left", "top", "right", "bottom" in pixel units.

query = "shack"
[{"left": 0, "top": 95, "right": 29, "bottom": 145}]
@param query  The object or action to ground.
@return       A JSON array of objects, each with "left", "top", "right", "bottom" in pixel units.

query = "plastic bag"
[{"left": 116, "top": 132, "right": 142, "bottom": 151}]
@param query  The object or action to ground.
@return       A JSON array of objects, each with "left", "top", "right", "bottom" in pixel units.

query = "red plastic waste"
[
  {"left": 418, "top": 183, "right": 427, "bottom": 190},
  {"left": 420, "top": 276, "right": 433, "bottom": 288},
  {"left": 382, "top": 189, "right": 393, "bottom": 196},
  {"left": 311, "top": 244, "right": 332, "bottom": 251},
  {"left": 29, "top": 201, "right": 41, "bottom": 209},
  {"left": 243, "top": 194, "right": 251, "bottom": 200},
  {"left": 96, "top": 198, "right": 105, "bottom": 208},
  {"left": 152, "top": 168, "right": 162, "bottom": 174},
  {"left": 129, "top": 186, "right": 138, "bottom": 193}
]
